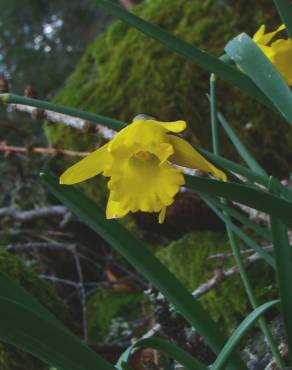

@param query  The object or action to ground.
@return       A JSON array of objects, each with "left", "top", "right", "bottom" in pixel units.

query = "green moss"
[
  {"left": 47, "top": 0, "right": 291, "bottom": 177},
  {"left": 0, "top": 247, "right": 67, "bottom": 370},
  {"left": 156, "top": 232, "right": 276, "bottom": 332},
  {"left": 87, "top": 289, "right": 146, "bottom": 341}
]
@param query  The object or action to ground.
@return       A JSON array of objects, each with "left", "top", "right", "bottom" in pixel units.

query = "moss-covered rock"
[
  {"left": 47, "top": 0, "right": 291, "bottom": 178},
  {"left": 0, "top": 247, "right": 67, "bottom": 370},
  {"left": 156, "top": 232, "right": 276, "bottom": 332},
  {"left": 87, "top": 288, "right": 147, "bottom": 342}
]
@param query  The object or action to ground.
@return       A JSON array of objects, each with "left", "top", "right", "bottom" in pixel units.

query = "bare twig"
[
  {"left": 72, "top": 246, "right": 88, "bottom": 342},
  {"left": 141, "top": 250, "right": 266, "bottom": 342},
  {"left": 0, "top": 205, "right": 71, "bottom": 227},
  {"left": 192, "top": 251, "right": 265, "bottom": 299},
  {"left": 208, "top": 245, "right": 273, "bottom": 260},
  {"left": 234, "top": 202, "right": 270, "bottom": 226},
  {"left": 40, "top": 275, "right": 79, "bottom": 287},
  {"left": 0, "top": 205, "right": 70, "bottom": 223},
  {"left": 0, "top": 142, "right": 89, "bottom": 158},
  {"left": 7, "top": 103, "right": 116, "bottom": 139},
  {"left": 7, "top": 241, "right": 73, "bottom": 251}
]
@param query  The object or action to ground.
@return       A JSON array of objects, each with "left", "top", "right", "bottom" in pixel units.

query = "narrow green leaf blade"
[
  {"left": 94, "top": 0, "right": 275, "bottom": 111},
  {"left": 0, "top": 93, "right": 125, "bottom": 131},
  {"left": 225, "top": 33, "right": 292, "bottom": 124},
  {"left": 197, "top": 147, "right": 269, "bottom": 186},
  {"left": 211, "top": 300, "right": 279, "bottom": 370},
  {"left": 217, "top": 112, "right": 267, "bottom": 177},
  {"left": 116, "top": 338, "right": 208, "bottom": 370},
  {"left": 0, "top": 297, "right": 116, "bottom": 370},
  {"left": 42, "top": 173, "right": 246, "bottom": 370},
  {"left": 269, "top": 177, "right": 292, "bottom": 364},
  {"left": 204, "top": 194, "right": 272, "bottom": 241},
  {"left": 197, "top": 147, "right": 292, "bottom": 202},
  {"left": 185, "top": 175, "right": 292, "bottom": 229},
  {"left": 202, "top": 195, "right": 275, "bottom": 268},
  {"left": 273, "top": 0, "right": 292, "bottom": 37},
  {"left": 0, "top": 272, "right": 65, "bottom": 329},
  {"left": 135, "top": 338, "right": 208, "bottom": 370}
]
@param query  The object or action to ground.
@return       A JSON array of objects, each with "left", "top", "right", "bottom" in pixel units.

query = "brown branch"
[
  {"left": 72, "top": 246, "right": 88, "bottom": 342},
  {"left": 0, "top": 141, "right": 89, "bottom": 158},
  {"left": 208, "top": 245, "right": 273, "bottom": 260},
  {"left": 141, "top": 251, "right": 265, "bottom": 341},
  {"left": 192, "top": 251, "right": 265, "bottom": 299},
  {"left": 7, "top": 103, "right": 116, "bottom": 139},
  {"left": 0, "top": 205, "right": 70, "bottom": 224}
]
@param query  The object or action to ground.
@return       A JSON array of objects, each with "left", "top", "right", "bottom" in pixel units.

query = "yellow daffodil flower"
[
  {"left": 60, "top": 119, "right": 226, "bottom": 223},
  {"left": 253, "top": 24, "right": 292, "bottom": 86}
]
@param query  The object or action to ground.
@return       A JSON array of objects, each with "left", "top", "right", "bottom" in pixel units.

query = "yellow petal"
[
  {"left": 106, "top": 193, "right": 129, "bottom": 219},
  {"left": 271, "top": 39, "right": 292, "bottom": 86},
  {"left": 253, "top": 24, "right": 266, "bottom": 44},
  {"left": 60, "top": 142, "right": 110, "bottom": 185},
  {"left": 109, "top": 119, "right": 165, "bottom": 153},
  {"left": 108, "top": 156, "right": 184, "bottom": 213},
  {"left": 258, "top": 44, "right": 275, "bottom": 60},
  {"left": 168, "top": 135, "right": 227, "bottom": 181},
  {"left": 109, "top": 119, "right": 187, "bottom": 154},
  {"left": 253, "top": 24, "right": 285, "bottom": 45},
  {"left": 149, "top": 119, "right": 187, "bottom": 133}
]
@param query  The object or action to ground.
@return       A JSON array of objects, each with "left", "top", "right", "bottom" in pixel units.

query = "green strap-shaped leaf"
[
  {"left": 0, "top": 297, "right": 116, "bottom": 370},
  {"left": 211, "top": 300, "right": 280, "bottom": 370},
  {"left": 0, "top": 93, "right": 125, "bottom": 131},
  {"left": 197, "top": 147, "right": 292, "bottom": 203},
  {"left": 0, "top": 272, "right": 71, "bottom": 333},
  {"left": 204, "top": 194, "right": 272, "bottom": 241},
  {"left": 269, "top": 177, "right": 292, "bottom": 364},
  {"left": 217, "top": 112, "right": 267, "bottom": 177},
  {"left": 116, "top": 338, "right": 208, "bottom": 370},
  {"left": 225, "top": 33, "right": 292, "bottom": 124},
  {"left": 42, "top": 173, "right": 247, "bottom": 370},
  {"left": 94, "top": 0, "right": 275, "bottom": 112},
  {"left": 185, "top": 175, "right": 292, "bottom": 229},
  {"left": 135, "top": 338, "right": 208, "bottom": 370},
  {"left": 273, "top": 0, "right": 292, "bottom": 37},
  {"left": 202, "top": 195, "right": 275, "bottom": 268},
  {"left": 197, "top": 147, "right": 269, "bottom": 186}
]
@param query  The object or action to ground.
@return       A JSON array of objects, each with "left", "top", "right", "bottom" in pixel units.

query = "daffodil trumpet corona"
[
  {"left": 60, "top": 119, "right": 226, "bottom": 223},
  {"left": 253, "top": 24, "right": 292, "bottom": 86}
]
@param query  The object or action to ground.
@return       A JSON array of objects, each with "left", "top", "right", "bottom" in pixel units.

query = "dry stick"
[
  {"left": 0, "top": 205, "right": 70, "bottom": 221},
  {"left": 7, "top": 241, "right": 73, "bottom": 251},
  {"left": 142, "top": 250, "right": 265, "bottom": 339},
  {"left": 208, "top": 245, "right": 273, "bottom": 260},
  {"left": 192, "top": 251, "right": 265, "bottom": 299},
  {"left": 234, "top": 202, "right": 270, "bottom": 225},
  {"left": 7, "top": 103, "right": 116, "bottom": 140},
  {"left": 4, "top": 104, "right": 204, "bottom": 177},
  {"left": 0, "top": 142, "right": 89, "bottom": 158},
  {"left": 72, "top": 246, "right": 88, "bottom": 343}
]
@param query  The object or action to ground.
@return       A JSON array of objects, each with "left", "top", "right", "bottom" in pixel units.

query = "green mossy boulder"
[
  {"left": 87, "top": 288, "right": 147, "bottom": 342},
  {"left": 156, "top": 232, "right": 276, "bottom": 332},
  {"left": 47, "top": 0, "right": 291, "bottom": 178},
  {"left": 0, "top": 247, "right": 67, "bottom": 370}
]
